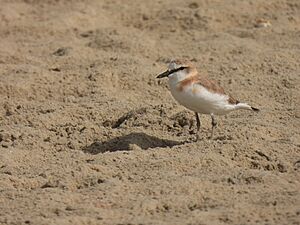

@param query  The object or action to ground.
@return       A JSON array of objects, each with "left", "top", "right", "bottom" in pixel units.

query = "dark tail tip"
[{"left": 251, "top": 107, "right": 260, "bottom": 112}]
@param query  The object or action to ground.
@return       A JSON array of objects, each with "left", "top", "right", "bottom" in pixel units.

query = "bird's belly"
[{"left": 170, "top": 86, "right": 233, "bottom": 115}]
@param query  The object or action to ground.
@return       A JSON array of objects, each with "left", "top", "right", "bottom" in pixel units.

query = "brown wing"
[{"left": 196, "top": 76, "right": 239, "bottom": 105}]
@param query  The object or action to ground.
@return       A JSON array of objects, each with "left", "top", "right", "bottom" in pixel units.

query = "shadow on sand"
[{"left": 82, "top": 132, "right": 182, "bottom": 154}]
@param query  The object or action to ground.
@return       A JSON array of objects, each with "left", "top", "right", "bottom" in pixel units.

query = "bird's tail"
[{"left": 235, "top": 103, "right": 260, "bottom": 112}]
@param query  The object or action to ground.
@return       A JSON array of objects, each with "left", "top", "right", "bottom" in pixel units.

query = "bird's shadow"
[{"left": 82, "top": 132, "right": 182, "bottom": 154}]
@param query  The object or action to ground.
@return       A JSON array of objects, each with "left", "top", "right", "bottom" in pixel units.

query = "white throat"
[{"left": 168, "top": 70, "right": 188, "bottom": 86}]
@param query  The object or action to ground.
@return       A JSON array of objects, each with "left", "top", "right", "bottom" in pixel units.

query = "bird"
[{"left": 156, "top": 59, "right": 259, "bottom": 140}]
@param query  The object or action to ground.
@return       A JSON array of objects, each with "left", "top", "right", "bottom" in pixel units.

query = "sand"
[{"left": 0, "top": 0, "right": 300, "bottom": 224}]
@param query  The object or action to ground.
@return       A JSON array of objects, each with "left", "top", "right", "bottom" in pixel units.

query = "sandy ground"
[{"left": 0, "top": 0, "right": 300, "bottom": 224}]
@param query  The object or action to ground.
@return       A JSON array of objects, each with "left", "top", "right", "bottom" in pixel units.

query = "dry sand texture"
[{"left": 0, "top": 0, "right": 300, "bottom": 224}]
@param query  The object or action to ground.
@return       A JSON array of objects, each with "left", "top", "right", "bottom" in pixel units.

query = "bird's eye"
[{"left": 178, "top": 66, "right": 187, "bottom": 71}]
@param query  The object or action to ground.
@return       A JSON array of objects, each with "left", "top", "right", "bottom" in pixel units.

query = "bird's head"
[{"left": 156, "top": 59, "right": 196, "bottom": 81}]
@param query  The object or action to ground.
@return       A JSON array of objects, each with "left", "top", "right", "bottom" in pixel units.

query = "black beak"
[
  {"left": 156, "top": 70, "right": 171, "bottom": 79},
  {"left": 156, "top": 66, "right": 188, "bottom": 79}
]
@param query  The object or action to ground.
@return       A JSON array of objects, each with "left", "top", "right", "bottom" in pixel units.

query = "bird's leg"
[
  {"left": 210, "top": 113, "right": 217, "bottom": 139},
  {"left": 195, "top": 112, "right": 201, "bottom": 141},
  {"left": 195, "top": 112, "right": 201, "bottom": 131}
]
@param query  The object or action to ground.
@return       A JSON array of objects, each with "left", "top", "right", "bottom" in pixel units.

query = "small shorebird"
[{"left": 157, "top": 59, "right": 259, "bottom": 140}]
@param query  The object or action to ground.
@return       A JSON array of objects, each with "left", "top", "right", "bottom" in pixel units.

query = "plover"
[{"left": 157, "top": 59, "right": 259, "bottom": 140}]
